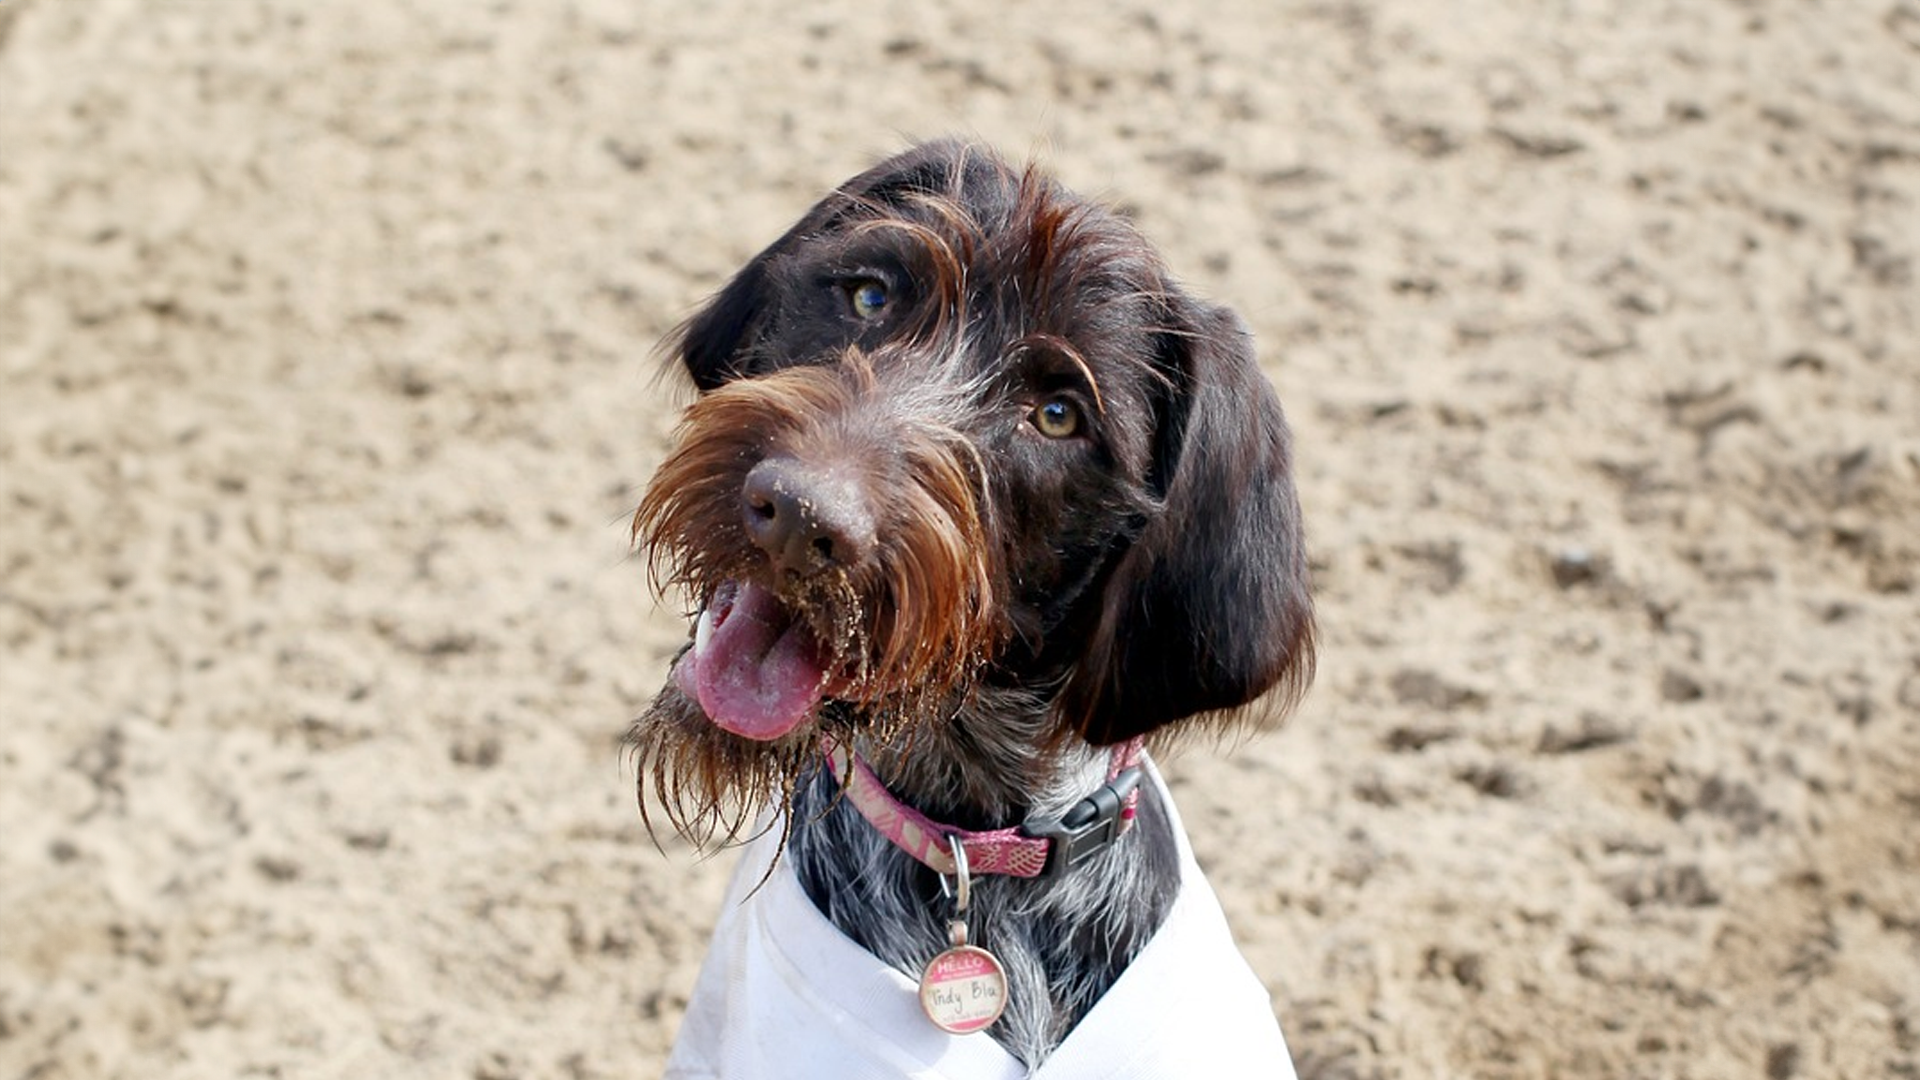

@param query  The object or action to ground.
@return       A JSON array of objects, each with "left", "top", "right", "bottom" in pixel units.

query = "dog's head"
[{"left": 631, "top": 141, "right": 1312, "bottom": 835}]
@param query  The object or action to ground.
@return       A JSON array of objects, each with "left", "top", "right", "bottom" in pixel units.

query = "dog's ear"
[
  {"left": 1065, "top": 299, "right": 1315, "bottom": 745},
  {"left": 674, "top": 256, "right": 775, "bottom": 392}
]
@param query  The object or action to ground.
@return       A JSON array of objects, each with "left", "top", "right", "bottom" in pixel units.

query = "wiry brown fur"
[{"left": 631, "top": 349, "right": 1005, "bottom": 842}]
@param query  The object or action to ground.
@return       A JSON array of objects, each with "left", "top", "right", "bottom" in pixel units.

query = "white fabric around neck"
[{"left": 663, "top": 758, "right": 1299, "bottom": 1079}]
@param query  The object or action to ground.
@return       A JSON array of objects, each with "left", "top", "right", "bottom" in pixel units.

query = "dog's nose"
[{"left": 741, "top": 457, "right": 876, "bottom": 579}]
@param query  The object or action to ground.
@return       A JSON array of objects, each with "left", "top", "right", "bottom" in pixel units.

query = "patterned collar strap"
[{"left": 821, "top": 737, "right": 1147, "bottom": 880}]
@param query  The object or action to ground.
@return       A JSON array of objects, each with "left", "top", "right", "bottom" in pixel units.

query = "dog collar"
[{"left": 821, "top": 737, "right": 1146, "bottom": 880}]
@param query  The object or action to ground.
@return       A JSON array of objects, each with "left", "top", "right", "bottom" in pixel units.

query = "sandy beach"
[{"left": 2, "top": 1, "right": 1916, "bottom": 1076}]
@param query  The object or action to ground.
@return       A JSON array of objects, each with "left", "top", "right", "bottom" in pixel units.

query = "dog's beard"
[
  {"left": 627, "top": 524, "right": 997, "bottom": 850},
  {"left": 627, "top": 653, "right": 949, "bottom": 851},
  {"left": 628, "top": 681, "right": 815, "bottom": 849},
  {"left": 628, "top": 365, "right": 1006, "bottom": 848}
]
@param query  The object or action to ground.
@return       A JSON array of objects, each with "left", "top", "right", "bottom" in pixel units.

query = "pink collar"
[{"left": 821, "top": 737, "right": 1147, "bottom": 880}]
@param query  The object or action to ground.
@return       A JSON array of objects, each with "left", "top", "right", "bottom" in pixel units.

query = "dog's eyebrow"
[
  {"left": 1010, "top": 333, "right": 1105, "bottom": 415},
  {"left": 843, "top": 217, "right": 968, "bottom": 330}
]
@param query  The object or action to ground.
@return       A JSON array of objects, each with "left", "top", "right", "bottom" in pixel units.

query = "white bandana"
[{"left": 663, "top": 759, "right": 1299, "bottom": 1079}]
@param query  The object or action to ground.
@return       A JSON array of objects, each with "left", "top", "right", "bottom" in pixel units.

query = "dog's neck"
[
  {"left": 841, "top": 686, "right": 1119, "bottom": 831},
  {"left": 785, "top": 686, "right": 1182, "bottom": 1068},
  {"left": 823, "top": 735, "right": 1144, "bottom": 879}
]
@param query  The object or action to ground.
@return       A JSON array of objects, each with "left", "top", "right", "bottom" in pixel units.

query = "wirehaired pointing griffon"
[{"left": 630, "top": 140, "right": 1314, "bottom": 1079}]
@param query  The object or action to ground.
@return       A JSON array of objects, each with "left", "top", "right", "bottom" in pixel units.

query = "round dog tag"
[{"left": 919, "top": 944, "right": 1008, "bottom": 1034}]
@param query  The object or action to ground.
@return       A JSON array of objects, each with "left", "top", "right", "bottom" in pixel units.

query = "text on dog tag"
[{"left": 919, "top": 944, "right": 1008, "bottom": 1034}]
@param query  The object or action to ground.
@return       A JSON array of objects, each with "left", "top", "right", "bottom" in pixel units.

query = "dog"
[{"left": 629, "top": 140, "right": 1314, "bottom": 1078}]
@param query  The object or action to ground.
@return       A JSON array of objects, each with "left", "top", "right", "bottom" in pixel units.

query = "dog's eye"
[
  {"left": 1030, "top": 397, "right": 1082, "bottom": 440},
  {"left": 847, "top": 279, "right": 889, "bottom": 320}
]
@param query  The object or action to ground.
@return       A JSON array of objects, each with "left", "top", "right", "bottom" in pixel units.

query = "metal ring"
[{"left": 947, "top": 834, "right": 971, "bottom": 914}]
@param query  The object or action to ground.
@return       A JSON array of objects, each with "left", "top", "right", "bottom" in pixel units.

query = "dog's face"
[{"left": 631, "top": 141, "right": 1312, "bottom": 837}]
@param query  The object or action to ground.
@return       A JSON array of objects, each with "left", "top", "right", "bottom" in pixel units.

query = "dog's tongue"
[{"left": 675, "top": 580, "right": 828, "bottom": 742}]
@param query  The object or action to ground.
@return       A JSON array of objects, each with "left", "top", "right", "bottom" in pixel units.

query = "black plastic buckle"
[{"left": 1024, "top": 767, "right": 1145, "bottom": 880}]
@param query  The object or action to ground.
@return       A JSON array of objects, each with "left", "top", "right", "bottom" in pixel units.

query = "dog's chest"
[{"left": 664, "top": 765, "right": 1298, "bottom": 1079}]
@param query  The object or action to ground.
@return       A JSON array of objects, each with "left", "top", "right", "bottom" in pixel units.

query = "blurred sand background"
[{"left": 2, "top": 1, "right": 1917, "bottom": 1077}]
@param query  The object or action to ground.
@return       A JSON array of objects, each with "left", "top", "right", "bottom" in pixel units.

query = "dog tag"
[{"left": 919, "top": 922, "right": 1008, "bottom": 1034}]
